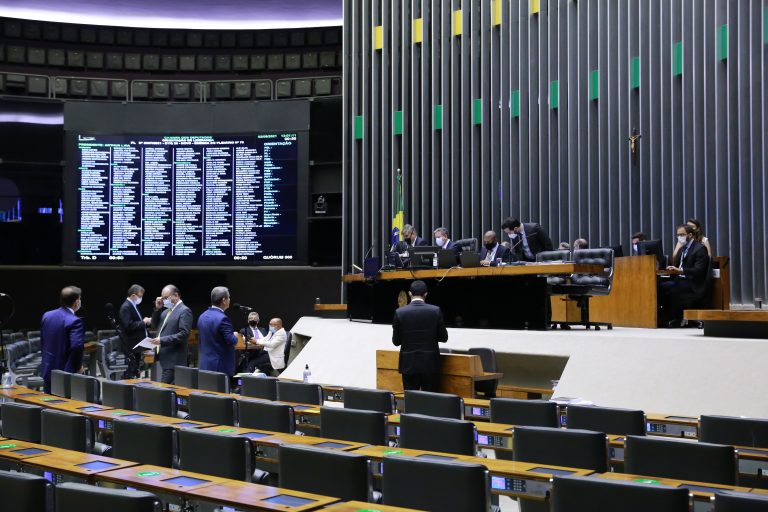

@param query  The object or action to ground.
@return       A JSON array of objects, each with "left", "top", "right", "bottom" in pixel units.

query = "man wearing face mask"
[
  {"left": 150, "top": 284, "right": 193, "bottom": 383},
  {"left": 251, "top": 318, "right": 287, "bottom": 375},
  {"left": 479, "top": 231, "right": 511, "bottom": 266},
  {"left": 118, "top": 284, "right": 152, "bottom": 379},
  {"left": 659, "top": 224, "right": 711, "bottom": 326},
  {"left": 395, "top": 224, "right": 429, "bottom": 253},
  {"left": 631, "top": 231, "right": 647, "bottom": 256},
  {"left": 238, "top": 311, "right": 266, "bottom": 373},
  {"left": 501, "top": 217, "right": 553, "bottom": 262},
  {"left": 40, "top": 286, "right": 85, "bottom": 393}
]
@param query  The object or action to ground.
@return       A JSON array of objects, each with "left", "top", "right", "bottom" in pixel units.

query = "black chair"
[
  {"left": 174, "top": 366, "right": 198, "bottom": 389},
  {"left": 101, "top": 381, "right": 134, "bottom": 410},
  {"left": 625, "top": 435, "right": 737, "bottom": 485},
  {"left": 566, "top": 405, "right": 646, "bottom": 436},
  {"left": 178, "top": 429, "right": 253, "bottom": 481},
  {"left": 513, "top": 426, "right": 609, "bottom": 472},
  {"left": 551, "top": 475, "right": 689, "bottom": 512},
  {"left": 41, "top": 409, "right": 95, "bottom": 453},
  {"left": 70, "top": 374, "right": 101, "bottom": 404},
  {"left": 551, "top": 248, "right": 615, "bottom": 330},
  {"left": 0, "top": 402, "right": 42, "bottom": 442},
  {"left": 279, "top": 444, "right": 372, "bottom": 502},
  {"left": 197, "top": 370, "right": 230, "bottom": 393},
  {"left": 399, "top": 413, "right": 476, "bottom": 456},
  {"left": 467, "top": 348, "right": 499, "bottom": 398},
  {"left": 112, "top": 420, "right": 175, "bottom": 468},
  {"left": 343, "top": 387, "right": 395, "bottom": 414},
  {"left": 280, "top": 331, "right": 292, "bottom": 373},
  {"left": 134, "top": 386, "right": 177, "bottom": 417},
  {"left": 490, "top": 398, "right": 558, "bottom": 427},
  {"left": 320, "top": 407, "right": 387, "bottom": 446},
  {"left": 382, "top": 455, "right": 490, "bottom": 512},
  {"left": 536, "top": 250, "right": 573, "bottom": 285},
  {"left": 50, "top": 369, "right": 72, "bottom": 398},
  {"left": 0, "top": 469, "right": 53, "bottom": 512},
  {"left": 240, "top": 376, "right": 278, "bottom": 401},
  {"left": 714, "top": 490, "right": 768, "bottom": 511},
  {"left": 404, "top": 390, "right": 463, "bottom": 419},
  {"left": 277, "top": 381, "right": 323, "bottom": 405},
  {"left": 55, "top": 482, "right": 162, "bottom": 512},
  {"left": 188, "top": 393, "right": 237, "bottom": 426},
  {"left": 454, "top": 238, "right": 478, "bottom": 253},
  {"left": 700, "top": 415, "right": 768, "bottom": 448},
  {"left": 238, "top": 400, "right": 295, "bottom": 434}
]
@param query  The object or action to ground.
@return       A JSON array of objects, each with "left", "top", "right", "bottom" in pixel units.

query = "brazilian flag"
[{"left": 391, "top": 169, "right": 404, "bottom": 246}]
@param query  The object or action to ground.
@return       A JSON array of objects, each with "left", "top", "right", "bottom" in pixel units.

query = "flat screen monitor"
[
  {"left": 637, "top": 240, "right": 666, "bottom": 269},
  {"left": 408, "top": 246, "right": 438, "bottom": 268}
]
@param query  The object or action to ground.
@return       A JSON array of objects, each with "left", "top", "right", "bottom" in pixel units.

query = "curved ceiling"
[{"left": 0, "top": 0, "right": 342, "bottom": 30}]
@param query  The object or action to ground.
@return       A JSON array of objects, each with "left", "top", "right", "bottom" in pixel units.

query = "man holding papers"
[
  {"left": 150, "top": 284, "right": 192, "bottom": 384},
  {"left": 118, "top": 284, "right": 151, "bottom": 379}
]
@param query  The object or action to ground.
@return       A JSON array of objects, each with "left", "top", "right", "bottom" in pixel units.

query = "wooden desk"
[
  {"left": 376, "top": 350, "right": 502, "bottom": 398},
  {"left": 21, "top": 450, "right": 137, "bottom": 483},
  {"left": 96, "top": 464, "right": 228, "bottom": 493},
  {"left": 684, "top": 309, "right": 768, "bottom": 338},
  {"left": 12, "top": 394, "right": 113, "bottom": 414},
  {"left": 186, "top": 480, "right": 339, "bottom": 512},
  {"left": 385, "top": 414, "right": 516, "bottom": 451},
  {"left": 0, "top": 386, "right": 43, "bottom": 400},
  {"left": 87, "top": 408, "right": 215, "bottom": 433},
  {"left": 595, "top": 472, "right": 756, "bottom": 504},
  {"left": 324, "top": 502, "right": 421, "bottom": 512},
  {"left": 0, "top": 440, "right": 60, "bottom": 461}
]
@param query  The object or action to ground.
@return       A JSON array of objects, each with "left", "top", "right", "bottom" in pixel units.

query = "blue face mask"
[{"left": 269, "top": 326, "right": 277, "bottom": 334}]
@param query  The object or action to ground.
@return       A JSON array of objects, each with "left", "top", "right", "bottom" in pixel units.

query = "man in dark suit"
[
  {"left": 40, "top": 286, "right": 85, "bottom": 393},
  {"left": 631, "top": 231, "right": 647, "bottom": 256},
  {"left": 237, "top": 311, "right": 267, "bottom": 373},
  {"left": 501, "top": 217, "right": 554, "bottom": 262},
  {"left": 117, "top": 284, "right": 151, "bottom": 379},
  {"left": 392, "top": 280, "right": 449, "bottom": 392},
  {"left": 394, "top": 224, "right": 429, "bottom": 253},
  {"left": 150, "top": 284, "right": 192, "bottom": 384},
  {"left": 197, "top": 286, "right": 238, "bottom": 377},
  {"left": 659, "top": 224, "right": 711, "bottom": 326},
  {"left": 479, "top": 231, "right": 511, "bottom": 266}
]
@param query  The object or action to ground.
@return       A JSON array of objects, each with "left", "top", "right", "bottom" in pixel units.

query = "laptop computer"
[
  {"left": 385, "top": 251, "right": 404, "bottom": 269},
  {"left": 459, "top": 251, "right": 481, "bottom": 268}
]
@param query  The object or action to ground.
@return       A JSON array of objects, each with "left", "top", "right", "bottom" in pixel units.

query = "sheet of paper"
[{"left": 133, "top": 337, "right": 156, "bottom": 350}]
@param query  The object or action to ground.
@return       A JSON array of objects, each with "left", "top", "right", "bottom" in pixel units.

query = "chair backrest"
[
  {"left": 283, "top": 331, "right": 292, "bottom": 368},
  {"left": 714, "top": 490, "right": 768, "bottom": 512},
  {"left": 174, "top": 366, "right": 198, "bottom": 389},
  {"left": 41, "top": 409, "right": 93, "bottom": 453},
  {"left": 134, "top": 386, "right": 177, "bottom": 417},
  {"left": 399, "top": 413, "right": 476, "bottom": 456},
  {"left": 572, "top": 248, "right": 615, "bottom": 291},
  {"left": 0, "top": 469, "right": 53, "bottom": 512},
  {"left": 404, "top": 390, "right": 464, "bottom": 420},
  {"left": 50, "top": 370, "right": 72, "bottom": 398},
  {"left": 551, "top": 475, "right": 689, "bottom": 512},
  {"left": 197, "top": 370, "right": 230, "bottom": 393},
  {"left": 454, "top": 238, "right": 478, "bottom": 252},
  {"left": 238, "top": 400, "right": 296, "bottom": 434},
  {"left": 536, "top": 250, "right": 572, "bottom": 263},
  {"left": 55, "top": 482, "right": 161, "bottom": 512},
  {"left": 101, "top": 381, "right": 134, "bottom": 410},
  {"left": 0, "top": 402, "right": 42, "bottom": 442},
  {"left": 382, "top": 455, "right": 490, "bottom": 512},
  {"left": 513, "top": 426, "right": 609, "bottom": 473},
  {"left": 320, "top": 407, "right": 387, "bottom": 446},
  {"left": 277, "top": 381, "right": 323, "bottom": 405},
  {"left": 113, "top": 420, "right": 176, "bottom": 468},
  {"left": 625, "top": 435, "right": 736, "bottom": 485},
  {"left": 240, "top": 376, "right": 278, "bottom": 401},
  {"left": 178, "top": 429, "right": 252, "bottom": 481},
  {"left": 279, "top": 444, "right": 371, "bottom": 502},
  {"left": 467, "top": 348, "right": 498, "bottom": 397},
  {"left": 700, "top": 415, "right": 768, "bottom": 448},
  {"left": 343, "top": 387, "right": 395, "bottom": 414},
  {"left": 70, "top": 374, "right": 101, "bottom": 404},
  {"left": 490, "top": 398, "right": 558, "bottom": 427},
  {"left": 566, "top": 405, "right": 646, "bottom": 436},
  {"left": 188, "top": 393, "right": 237, "bottom": 426}
]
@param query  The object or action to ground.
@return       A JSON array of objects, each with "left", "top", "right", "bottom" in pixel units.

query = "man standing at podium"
[{"left": 392, "top": 280, "right": 448, "bottom": 392}]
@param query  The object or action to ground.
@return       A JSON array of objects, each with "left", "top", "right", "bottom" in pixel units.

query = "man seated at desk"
[
  {"left": 395, "top": 224, "right": 429, "bottom": 253},
  {"left": 479, "top": 231, "right": 510, "bottom": 266},
  {"left": 501, "top": 217, "right": 553, "bottom": 262}
]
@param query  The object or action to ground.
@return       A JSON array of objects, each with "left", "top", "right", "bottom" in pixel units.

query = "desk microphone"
[
  {"left": 232, "top": 303, "right": 253, "bottom": 312},
  {"left": 505, "top": 235, "right": 524, "bottom": 262}
]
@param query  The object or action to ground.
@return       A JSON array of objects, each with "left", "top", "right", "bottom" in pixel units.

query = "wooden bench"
[{"left": 684, "top": 309, "right": 768, "bottom": 338}]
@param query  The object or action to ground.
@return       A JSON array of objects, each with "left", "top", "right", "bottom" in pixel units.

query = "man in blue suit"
[
  {"left": 40, "top": 286, "right": 85, "bottom": 393},
  {"left": 197, "top": 286, "right": 238, "bottom": 377}
]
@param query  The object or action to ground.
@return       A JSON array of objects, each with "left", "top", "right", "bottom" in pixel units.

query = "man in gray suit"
[{"left": 150, "top": 284, "right": 193, "bottom": 384}]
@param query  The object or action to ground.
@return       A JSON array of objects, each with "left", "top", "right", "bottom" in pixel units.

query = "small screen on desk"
[
  {"left": 529, "top": 467, "right": 576, "bottom": 476},
  {"left": 162, "top": 476, "right": 210, "bottom": 486},
  {"left": 312, "top": 441, "right": 351, "bottom": 449},
  {"left": 173, "top": 422, "right": 201, "bottom": 428},
  {"left": 664, "top": 416, "right": 697, "bottom": 421},
  {"left": 76, "top": 461, "right": 119, "bottom": 470},
  {"left": 16, "top": 393, "right": 39, "bottom": 397},
  {"left": 491, "top": 476, "right": 510, "bottom": 490},
  {"left": 77, "top": 406, "right": 103, "bottom": 412},
  {"left": 416, "top": 454, "right": 457, "bottom": 461},
  {"left": 12, "top": 448, "right": 50, "bottom": 455},
  {"left": 471, "top": 407, "right": 486, "bottom": 416},
  {"left": 262, "top": 495, "right": 316, "bottom": 507},
  {"left": 41, "top": 399, "right": 65, "bottom": 404},
  {"left": 292, "top": 405, "right": 311, "bottom": 411},
  {"left": 120, "top": 414, "right": 148, "bottom": 420},
  {"left": 177, "top": 398, "right": 183, "bottom": 405},
  {"left": 477, "top": 435, "right": 489, "bottom": 445},
  {"left": 680, "top": 484, "right": 722, "bottom": 494},
  {"left": 98, "top": 420, "right": 107, "bottom": 429},
  {"left": 240, "top": 432, "right": 270, "bottom": 439}
]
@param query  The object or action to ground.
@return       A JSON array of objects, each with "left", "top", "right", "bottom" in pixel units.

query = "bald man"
[
  {"left": 251, "top": 318, "right": 288, "bottom": 375},
  {"left": 479, "top": 231, "right": 511, "bottom": 266}
]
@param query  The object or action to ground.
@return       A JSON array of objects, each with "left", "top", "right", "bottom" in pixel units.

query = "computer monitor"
[
  {"left": 385, "top": 252, "right": 405, "bottom": 269},
  {"left": 408, "top": 246, "right": 438, "bottom": 268},
  {"left": 637, "top": 240, "right": 666, "bottom": 269},
  {"left": 605, "top": 245, "right": 624, "bottom": 258}
]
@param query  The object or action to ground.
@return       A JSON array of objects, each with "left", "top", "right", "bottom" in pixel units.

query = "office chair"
[
  {"left": 70, "top": 373, "right": 101, "bottom": 404},
  {"left": 279, "top": 444, "right": 372, "bottom": 502},
  {"left": 625, "top": 435, "right": 737, "bottom": 485},
  {"left": 238, "top": 400, "right": 295, "bottom": 433},
  {"left": 281, "top": 331, "right": 292, "bottom": 373},
  {"left": 399, "top": 413, "right": 476, "bottom": 456},
  {"left": 55, "top": 482, "right": 162, "bottom": 512},
  {"left": 178, "top": 429, "right": 254, "bottom": 481},
  {"left": 277, "top": 381, "right": 323, "bottom": 405},
  {"left": 454, "top": 238, "right": 478, "bottom": 253},
  {"left": 551, "top": 475, "right": 689, "bottom": 512},
  {"left": 134, "top": 386, "right": 177, "bottom": 417},
  {"left": 382, "top": 455, "right": 490, "bottom": 512},
  {"left": 0, "top": 469, "right": 53, "bottom": 512},
  {"left": 467, "top": 348, "right": 499, "bottom": 398},
  {"left": 403, "top": 390, "right": 463, "bottom": 419},
  {"left": 714, "top": 490, "right": 768, "bottom": 511},
  {"left": 513, "top": 426, "right": 609, "bottom": 472},
  {"left": 343, "top": 387, "right": 395, "bottom": 414},
  {"left": 41, "top": 409, "right": 97, "bottom": 453},
  {"left": 174, "top": 366, "right": 198, "bottom": 389},
  {"left": 567, "top": 405, "right": 646, "bottom": 436},
  {"left": 112, "top": 420, "right": 176, "bottom": 468},
  {"left": 101, "top": 381, "right": 134, "bottom": 410},
  {"left": 0, "top": 402, "right": 42, "bottom": 442},
  {"left": 320, "top": 407, "right": 388, "bottom": 446},
  {"left": 197, "top": 370, "right": 230, "bottom": 393},
  {"left": 536, "top": 250, "right": 573, "bottom": 285},
  {"left": 50, "top": 370, "right": 72, "bottom": 398},
  {"left": 700, "top": 415, "right": 768, "bottom": 448},
  {"left": 240, "top": 376, "right": 278, "bottom": 401},
  {"left": 188, "top": 393, "right": 237, "bottom": 426},
  {"left": 551, "top": 247, "right": 615, "bottom": 330},
  {"left": 490, "top": 398, "right": 558, "bottom": 427}
]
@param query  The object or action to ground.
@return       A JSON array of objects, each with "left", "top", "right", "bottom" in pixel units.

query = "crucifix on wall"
[{"left": 628, "top": 127, "right": 642, "bottom": 166}]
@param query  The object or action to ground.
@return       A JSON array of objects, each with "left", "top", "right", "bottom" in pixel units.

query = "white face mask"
[
  {"left": 677, "top": 235, "right": 687, "bottom": 245},
  {"left": 508, "top": 233, "right": 518, "bottom": 240},
  {"left": 269, "top": 326, "right": 277, "bottom": 334},
  {"left": 435, "top": 238, "right": 445, "bottom": 248},
  {"left": 133, "top": 296, "right": 143, "bottom": 306},
  {"left": 632, "top": 244, "right": 638, "bottom": 253},
  {"left": 163, "top": 298, "right": 174, "bottom": 309}
]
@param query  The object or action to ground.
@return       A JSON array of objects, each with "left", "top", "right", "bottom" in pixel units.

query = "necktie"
[{"left": 156, "top": 305, "right": 176, "bottom": 354}]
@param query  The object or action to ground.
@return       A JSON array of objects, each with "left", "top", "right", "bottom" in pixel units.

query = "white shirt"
[{"left": 261, "top": 328, "right": 287, "bottom": 370}]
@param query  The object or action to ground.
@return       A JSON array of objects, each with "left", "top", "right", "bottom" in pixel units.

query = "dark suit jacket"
[
  {"left": 395, "top": 236, "right": 429, "bottom": 253},
  {"left": 118, "top": 299, "right": 147, "bottom": 354},
  {"left": 197, "top": 307, "right": 238, "bottom": 376},
  {"left": 152, "top": 302, "right": 193, "bottom": 369},
  {"left": 672, "top": 241, "right": 711, "bottom": 298},
  {"left": 392, "top": 300, "right": 448, "bottom": 375},
  {"left": 479, "top": 244, "right": 511, "bottom": 266},
  {"left": 512, "top": 223, "right": 554, "bottom": 262},
  {"left": 40, "top": 307, "right": 84, "bottom": 391}
]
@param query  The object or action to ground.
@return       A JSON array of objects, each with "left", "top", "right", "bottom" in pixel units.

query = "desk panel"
[{"left": 186, "top": 480, "right": 339, "bottom": 512}]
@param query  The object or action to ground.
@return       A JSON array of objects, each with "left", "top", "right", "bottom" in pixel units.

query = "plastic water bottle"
[
  {"left": 302, "top": 364, "right": 311, "bottom": 383},
  {"left": 1, "top": 371, "right": 13, "bottom": 388},
  {"left": 432, "top": 253, "right": 438, "bottom": 268}
]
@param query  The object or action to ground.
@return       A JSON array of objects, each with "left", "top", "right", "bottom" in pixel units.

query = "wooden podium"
[{"left": 376, "top": 350, "right": 502, "bottom": 398}]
